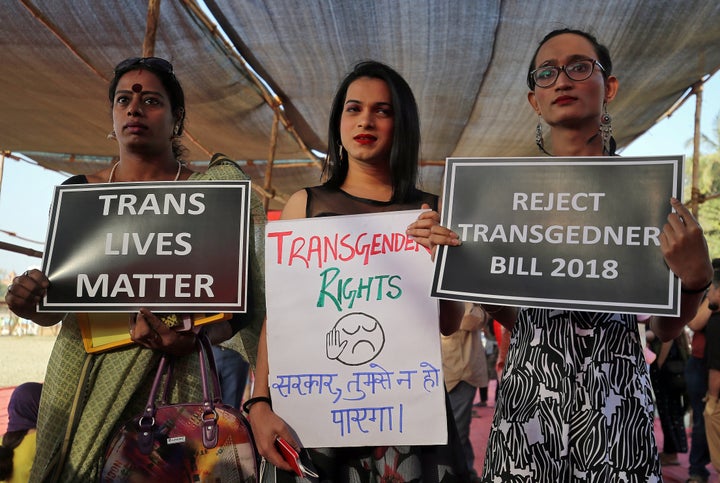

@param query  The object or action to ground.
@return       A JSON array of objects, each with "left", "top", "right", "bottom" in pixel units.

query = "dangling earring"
[
  {"left": 172, "top": 125, "right": 180, "bottom": 137},
  {"left": 535, "top": 115, "right": 551, "bottom": 156},
  {"left": 107, "top": 130, "right": 116, "bottom": 140},
  {"left": 337, "top": 141, "right": 344, "bottom": 160},
  {"left": 600, "top": 103, "right": 613, "bottom": 155},
  {"left": 535, "top": 117, "right": 544, "bottom": 152}
]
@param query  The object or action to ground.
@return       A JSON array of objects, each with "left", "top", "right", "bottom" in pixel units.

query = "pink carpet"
[{"left": 0, "top": 386, "right": 16, "bottom": 435}]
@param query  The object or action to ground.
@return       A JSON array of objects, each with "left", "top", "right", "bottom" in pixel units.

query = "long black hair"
[
  {"left": 324, "top": 60, "right": 421, "bottom": 203},
  {"left": 109, "top": 57, "right": 187, "bottom": 161},
  {"left": 0, "top": 431, "right": 27, "bottom": 480}
]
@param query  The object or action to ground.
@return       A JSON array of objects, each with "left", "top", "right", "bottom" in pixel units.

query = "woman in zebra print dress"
[{"left": 409, "top": 28, "right": 713, "bottom": 482}]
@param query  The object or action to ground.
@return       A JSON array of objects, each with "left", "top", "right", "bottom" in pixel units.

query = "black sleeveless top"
[{"left": 305, "top": 184, "right": 438, "bottom": 218}]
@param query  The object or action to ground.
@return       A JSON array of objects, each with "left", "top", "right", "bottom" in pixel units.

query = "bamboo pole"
[
  {"left": 179, "top": 0, "right": 322, "bottom": 208},
  {"left": 263, "top": 112, "right": 280, "bottom": 211},
  {"left": 656, "top": 66, "right": 719, "bottom": 123},
  {"left": 19, "top": 0, "right": 108, "bottom": 81},
  {"left": 24, "top": 0, "right": 214, "bottom": 167},
  {"left": 143, "top": 0, "right": 162, "bottom": 57},
  {"left": 690, "top": 81, "right": 703, "bottom": 217},
  {"left": 0, "top": 241, "right": 43, "bottom": 259},
  {"left": 180, "top": 0, "right": 321, "bottom": 166},
  {"left": 20, "top": 0, "right": 314, "bottom": 208},
  {"left": 142, "top": 1, "right": 217, "bottom": 163},
  {"left": 0, "top": 152, "right": 5, "bottom": 200}
]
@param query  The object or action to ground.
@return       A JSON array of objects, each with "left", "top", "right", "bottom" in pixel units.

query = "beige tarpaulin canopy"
[{"left": 1, "top": 0, "right": 719, "bottom": 213}]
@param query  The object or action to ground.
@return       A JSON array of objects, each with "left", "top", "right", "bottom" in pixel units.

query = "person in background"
[
  {"left": 442, "top": 302, "right": 488, "bottom": 482},
  {"left": 476, "top": 318, "right": 498, "bottom": 410},
  {"left": 247, "top": 60, "right": 467, "bottom": 481},
  {"left": 472, "top": 334, "right": 490, "bottom": 410},
  {"left": 495, "top": 323, "right": 510, "bottom": 383},
  {"left": 0, "top": 382, "right": 42, "bottom": 483},
  {"left": 4, "top": 57, "right": 266, "bottom": 481},
  {"left": 647, "top": 328, "right": 690, "bottom": 466},
  {"left": 702, "top": 259, "right": 720, "bottom": 476},
  {"left": 685, "top": 282, "right": 714, "bottom": 483},
  {"left": 212, "top": 345, "right": 251, "bottom": 409},
  {"left": 408, "top": 28, "right": 713, "bottom": 481}
]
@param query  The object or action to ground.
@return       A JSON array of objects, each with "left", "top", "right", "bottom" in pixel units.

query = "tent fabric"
[
  {"left": 1, "top": 1, "right": 720, "bottom": 210},
  {"left": 0, "top": 1, "right": 304, "bottom": 162}
]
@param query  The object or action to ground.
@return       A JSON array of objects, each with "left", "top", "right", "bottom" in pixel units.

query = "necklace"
[{"left": 107, "top": 160, "right": 183, "bottom": 183}]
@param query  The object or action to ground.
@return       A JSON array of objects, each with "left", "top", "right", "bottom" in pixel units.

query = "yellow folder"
[{"left": 77, "top": 312, "right": 231, "bottom": 353}]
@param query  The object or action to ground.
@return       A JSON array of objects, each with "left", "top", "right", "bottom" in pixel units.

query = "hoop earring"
[
  {"left": 600, "top": 104, "right": 613, "bottom": 155},
  {"left": 107, "top": 130, "right": 116, "bottom": 140}
]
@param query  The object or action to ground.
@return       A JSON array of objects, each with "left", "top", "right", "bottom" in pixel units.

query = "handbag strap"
[
  {"left": 197, "top": 335, "right": 213, "bottom": 409},
  {"left": 142, "top": 353, "right": 170, "bottom": 418},
  {"left": 198, "top": 332, "right": 223, "bottom": 402},
  {"left": 137, "top": 353, "right": 171, "bottom": 454},
  {"left": 142, "top": 333, "right": 220, "bottom": 414},
  {"left": 158, "top": 357, "right": 175, "bottom": 405},
  {"left": 137, "top": 334, "right": 224, "bottom": 453},
  {"left": 196, "top": 333, "right": 223, "bottom": 449}
]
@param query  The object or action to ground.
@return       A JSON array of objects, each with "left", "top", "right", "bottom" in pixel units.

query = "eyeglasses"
[
  {"left": 114, "top": 57, "right": 174, "bottom": 75},
  {"left": 529, "top": 59, "right": 605, "bottom": 89}
]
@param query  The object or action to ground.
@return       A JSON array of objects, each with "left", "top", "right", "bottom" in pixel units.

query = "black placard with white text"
[
  {"left": 39, "top": 181, "right": 250, "bottom": 312},
  {"left": 432, "top": 156, "right": 683, "bottom": 316}
]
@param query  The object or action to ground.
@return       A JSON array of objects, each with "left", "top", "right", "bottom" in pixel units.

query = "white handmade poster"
[{"left": 265, "top": 210, "right": 447, "bottom": 447}]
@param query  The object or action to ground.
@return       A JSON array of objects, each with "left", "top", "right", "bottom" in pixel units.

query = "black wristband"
[
  {"left": 243, "top": 396, "right": 272, "bottom": 413},
  {"left": 681, "top": 279, "right": 713, "bottom": 294}
]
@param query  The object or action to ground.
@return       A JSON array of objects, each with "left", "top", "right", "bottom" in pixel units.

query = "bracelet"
[
  {"left": 681, "top": 279, "right": 713, "bottom": 294},
  {"left": 242, "top": 396, "right": 272, "bottom": 413}
]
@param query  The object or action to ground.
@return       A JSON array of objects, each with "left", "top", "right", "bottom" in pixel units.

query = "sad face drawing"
[{"left": 326, "top": 312, "right": 385, "bottom": 366}]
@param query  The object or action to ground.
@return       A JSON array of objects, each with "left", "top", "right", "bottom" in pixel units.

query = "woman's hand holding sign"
[
  {"left": 406, "top": 204, "right": 460, "bottom": 257},
  {"left": 660, "top": 198, "right": 712, "bottom": 293},
  {"left": 5, "top": 269, "right": 62, "bottom": 326},
  {"left": 407, "top": 206, "right": 474, "bottom": 335},
  {"left": 129, "top": 308, "right": 196, "bottom": 356},
  {"left": 650, "top": 197, "right": 714, "bottom": 342}
]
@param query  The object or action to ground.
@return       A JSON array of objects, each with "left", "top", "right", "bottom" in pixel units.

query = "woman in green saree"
[{"left": 5, "top": 57, "right": 266, "bottom": 481}]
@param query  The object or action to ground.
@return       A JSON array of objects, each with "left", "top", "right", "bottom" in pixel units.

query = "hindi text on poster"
[{"left": 265, "top": 211, "right": 447, "bottom": 447}]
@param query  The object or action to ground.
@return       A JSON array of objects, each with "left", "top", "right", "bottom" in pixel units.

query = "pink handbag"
[{"left": 101, "top": 335, "right": 258, "bottom": 482}]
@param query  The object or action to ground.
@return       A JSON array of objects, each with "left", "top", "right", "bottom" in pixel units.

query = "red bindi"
[{"left": 132, "top": 83, "right": 143, "bottom": 93}]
